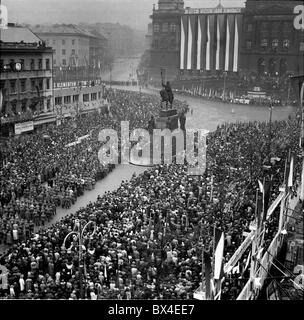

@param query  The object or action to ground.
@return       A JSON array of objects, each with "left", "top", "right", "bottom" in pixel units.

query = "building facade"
[
  {"left": 179, "top": 5, "right": 243, "bottom": 75},
  {"left": 0, "top": 24, "right": 54, "bottom": 120},
  {"left": 148, "top": 0, "right": 185, "bottom": 82},
  {"left": 147, "top": 0, "right": 304, "bottom": 83},
  {"left": 240, "top": 0, "right": 304, "bottom": 78},
  {"left": 32, "top": 24, "right": 108, "bottom": 69}
]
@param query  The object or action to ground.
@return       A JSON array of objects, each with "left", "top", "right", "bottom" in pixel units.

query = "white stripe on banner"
[
  {"left": 225, "top": 18, "right": 230, "bottom": 71},
  {"left": 233, "top": 17, "right": 239, "bottom": 72},
  {"left": 288, "top": 156, "right": 294, "bottom": 187},
  {"left": 214, "top": 232, "right": 224, "bottom": 280},
  {"left": 180, "top": 17, "right": 185, "bottom": 69},
  {"left": 0, "top": 89, "right": 3, "bottom": 113},
  {"left": 206, "top": 16, "right": 210, "bottom": 70},
  {"left": 216, "top": 18, "right": 220, "bottom": 70},
  {"left": 197, "top": 17, "right": 201, "bottom": 70},
  {"left": 187, "top": 17, "right": 192, "bottom": 70}
]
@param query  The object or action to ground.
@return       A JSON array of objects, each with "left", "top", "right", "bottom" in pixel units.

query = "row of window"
[
  {"left": 246, "top": 21, "right": 293, "bottom": 33},
  {"left": 245, "top": 39, "right": 291, "bottom": 50},
  {"left": 1, "top": 78, "right": 51, "bottom": 93},
  {"left": 46, "top": 39, "right": 77, "bottom": 46},
  {"left": 55, "top": 92, "right": 102, "bottom": 105},
  {"left": 54, "top": 49, "right": 77, "bottom": 56},
  {"left": 153, "top": 23, "right": 177, "bottom": 33},
  {"left": 153, "top": 38, "right": 177, "bottom": 49},
  {"left": 2, "top": 98, "right": 52, "bottom": 114},
  {"left": 0, "top": 58, "right": 51, "bottom": 71}
]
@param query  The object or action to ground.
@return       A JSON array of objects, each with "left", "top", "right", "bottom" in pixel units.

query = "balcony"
[{"left": 0, "top": 69, "right": 52, "bottom": 80}]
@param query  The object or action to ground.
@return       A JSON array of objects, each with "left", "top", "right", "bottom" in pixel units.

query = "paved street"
[
  {"left": 100, "top": 57, "right": 140, "bottom": 82},
  {"left": 114, "top": 84, "right": 298, "bottom": 132}
]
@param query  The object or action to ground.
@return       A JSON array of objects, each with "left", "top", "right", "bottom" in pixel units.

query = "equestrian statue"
[{"left": 160, "top": 70, "right": 174, "bottom": 109}]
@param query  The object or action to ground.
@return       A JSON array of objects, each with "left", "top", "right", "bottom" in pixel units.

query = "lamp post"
[
  {"left": 109, "top": 63, "right": 112, "bottom": 89},
  {"left": 268, "top": 100, "right": 273, "bottom": 163},
  {"left": 62, "top": 219, "right": 96, "bottom": 299},
  {"left": 223, "top": 71, "right": 227, "bottom": 101}
]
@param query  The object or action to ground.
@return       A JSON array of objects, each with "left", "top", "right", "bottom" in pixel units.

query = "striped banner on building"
[
  {"left": 199, "top": 15, "right": 207, "bottom": 70},
  {"left": 197, "top": 16, "right": 202, "bottom": 70},
  {"left": 233, "top": 14, "right": 242, "bottom": 72},
  {"left": 180, "top": 16, "right": 188, "bottom": 69},
  {"left": 180, "top": 13, "right": 242, "bottom": 72},
  {"left": 218, "top": 14, "right": 226, "bottom": 71}
]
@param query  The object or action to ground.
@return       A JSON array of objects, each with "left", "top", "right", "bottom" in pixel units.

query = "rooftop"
[
  {"left": 31, "top": 24, "right": 106, "bottom": 39},
  {"left": 0, "top": 24, "right": 42, "bottom": 44}
]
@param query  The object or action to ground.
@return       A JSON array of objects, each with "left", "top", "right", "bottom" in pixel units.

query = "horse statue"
[{"left": 160, "top": 71, "right": 174, "bottom": 109}]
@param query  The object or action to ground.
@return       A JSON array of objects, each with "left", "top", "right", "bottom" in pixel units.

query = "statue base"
[
  {"left": 155, "top": 108, "right": 179, "bottom": 131},
  {"left": 129, "top": 108, "right": 183, "bottom": 167}
]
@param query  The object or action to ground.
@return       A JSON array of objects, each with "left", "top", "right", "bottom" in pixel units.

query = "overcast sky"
[{"left": 3, "top": 0, "right": 245, "bottom": 30}]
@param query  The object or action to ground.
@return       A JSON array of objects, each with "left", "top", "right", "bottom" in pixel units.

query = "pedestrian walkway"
[{"left": 0, "top": 164, "right": 148, "bottom": 255}]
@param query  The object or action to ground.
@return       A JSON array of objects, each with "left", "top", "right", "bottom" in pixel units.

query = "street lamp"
[
  {"left": 62, "top": 219, "right": 97, "bottom": 299},
  {"left": 268, "top": 100, "right": 274, "bottom": 162},
  {"left": 223, "top": 71, "right": 228, "bottom": 101},
  {"left": 109, "top": 63, "right": 112, "bottom": 89}
]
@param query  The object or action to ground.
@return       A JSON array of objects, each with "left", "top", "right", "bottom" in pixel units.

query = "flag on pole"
[
  {"left": 243, "top": 252, "right": 251, "bottom": 275},
  {"left": 288, "top": 156, "right": 294, "bottom": 187},
  {"left": 232, "top": 263, "right": 240, "bottom": 275},
  {"left": 104, "top": 264, "right": 107, "bottom": 278},
  {"left": 258, "top": 180, "right": 264, "bottom": 194},
  {"left": 213, "top": 228, "right": 224, "bottom": 280},
  {"left": 204, "top": 249, "right": 212, "bottom": 299},
  {"left": 0, "top": 89, "right": 3, "bottom": 113},
  {"left": 263, "top": 178, "right": 272, "bottom": 221}
]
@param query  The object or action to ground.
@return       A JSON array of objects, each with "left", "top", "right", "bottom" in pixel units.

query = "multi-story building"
[
  {"left": 147, "top": 0, "right": 304, "bottom": 83},
  {"left": 32, "top": 24, "right": 108, "bottom": 69},
  {"left": 240, "top": 0, "right": 304, "bottom": 78},
  {"left": 0, "top": 24, "right": 54, "bottom": 124},
  {"left": 148, "top": 0, "right": 185, "bottom": 82}
]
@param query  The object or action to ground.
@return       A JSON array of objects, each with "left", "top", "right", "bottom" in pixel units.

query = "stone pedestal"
[{"left": 155, "top": 108, "right": 179, "bottom": 131}]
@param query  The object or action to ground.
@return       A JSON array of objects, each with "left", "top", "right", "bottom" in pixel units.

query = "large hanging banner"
[{"left": 15, "top": 121, "right": 34, "bottom": 135}]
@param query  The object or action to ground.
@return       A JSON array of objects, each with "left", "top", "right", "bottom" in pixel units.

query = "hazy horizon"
[{"left": 3, "top": 0, "right": 245, "bottom": 31}]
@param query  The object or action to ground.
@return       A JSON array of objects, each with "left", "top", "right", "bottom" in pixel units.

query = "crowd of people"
[
  {"left": 0, "top": 88, "right": 301, "bottom": 300},
  {"left": 0, "top": 89, "right": 187, "bottom": 246}
]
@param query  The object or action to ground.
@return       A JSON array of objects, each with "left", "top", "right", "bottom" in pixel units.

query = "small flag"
[
  {"left": 104, "top": 264, "right": 107, "bottom": 278},
  {"left": 243, "top": 252, "right": 251, "bottom": 274},
  {"left": 214, "top": 228, "right": 224, "bottom": 280},
  {"left": 0, "top": 89, "right": 3, "bottom": 113},
  {"left": 204, "top": 249, "right": 212, "bottom": 299},
  {"left": 288, "top": 156, "right": 294, "bottom": 187},
  {"left": 232, "top": 263, "right": 240, "bottom": 275},
  {"left": 258, "top": 180, "right": 264, "bottom": 194}
]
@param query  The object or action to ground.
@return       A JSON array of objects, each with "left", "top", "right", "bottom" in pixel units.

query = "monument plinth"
[{"left": 155, "top": 108, "right": 179, "bottom": 131}]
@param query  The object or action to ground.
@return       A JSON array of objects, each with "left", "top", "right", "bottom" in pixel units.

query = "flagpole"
[
  {"left": 201, "top": 241, "right": 204, "bottom": 292},
  {"left": 249, "top": 188, "right": 259, "bottom": 296},
  {"left": 299, "top": 81, "right": 304, "bottom": 200}
]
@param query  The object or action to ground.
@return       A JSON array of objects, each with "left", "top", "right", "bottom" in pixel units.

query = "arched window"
[
  {"left": 257, "top": 58, "right": 266, "bottom": 76},
  {"left": 170, "top": 23, "right": 177, "bottom": 32},
  {"left": 272, "top": 39, "right": 279, "bottom": 48},
  {"left": 153, "top": 23, "right": 159, "bottom": 33},
  {"left": 283, "top": 39, "right": 290, "bottom": 49}
]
